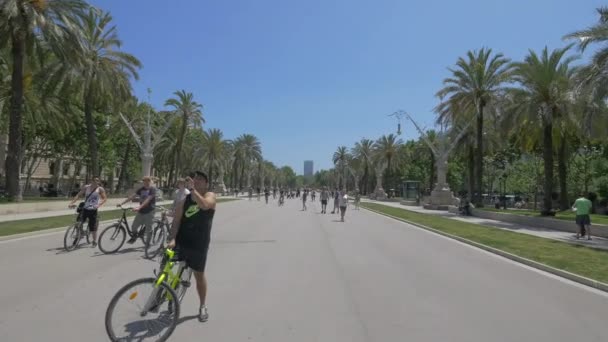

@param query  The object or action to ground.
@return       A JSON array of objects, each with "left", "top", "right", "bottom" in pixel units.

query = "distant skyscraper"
[{"left": 304, "top": 160, "right": 314, "bottom": 177}]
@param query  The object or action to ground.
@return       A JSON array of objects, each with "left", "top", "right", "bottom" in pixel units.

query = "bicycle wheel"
[
  {"left": 82, "top": 226, "right": 91, "bottom": 245},
  {"left": 63, "top": 222, "right": 82, "bottom": 251},
  {"left": 105, "top": 277, "right": 180, "bottom": 342},
  {"left": 145, "top": 221, "right": 166, "bottom": 259},
  {"left": 175, "top": 268, "right": 192, "bottom": 303},
  {"left": 99, "top": 223, "right": 127, "bottom": 254}
]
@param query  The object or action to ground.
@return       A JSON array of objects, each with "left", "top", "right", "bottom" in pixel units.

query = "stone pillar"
[
  {"left": 374, "top": 164, "right": 387, "bottom": 199},
  {"left": 424, "top": 154, "right": 459, "bottom": 210},
  {"left": 215, "top": 165, "right": 227, "bottom": 194}
]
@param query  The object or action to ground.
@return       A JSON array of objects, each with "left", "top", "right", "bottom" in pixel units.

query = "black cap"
[{"left": 189, "top": 171, "right": 209, "bottom": 183}]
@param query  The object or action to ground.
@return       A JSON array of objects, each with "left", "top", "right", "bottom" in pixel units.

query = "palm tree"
[
  {"left": 200, "top": 128, "right": 227, "bottom": 187},
  {"left": 332, "top": 146, "right": 349, "bottom": 190},
  {"left": 233, "top": 134, "right": 262, "bottom": 188},
  {"left": 565, "top": 7, "right": 608, "bottom": 91},
  {"left": 352, "top": 138, "right": 374, "bottom": 194},
  {"left": 509, "top": 45, "right": 577, "bottom": 215},
  {"left": 75, "top": 9, "right": 141, "bottom": 177},
  {"left": 263, "top": 161, "right": 276, "bottom": 188},
  {"left": 435, "top": 48, "right": 513, "bottom": 206},
  {"left": 0, "top": 0, "right": 88, "bottom": 200},
  {"left": 372, "top": 134, "right": 402, "bottom": 196},
  {"left": 165, "top": 90, "right": 204, "bottom": 183},
  {"left": 346, "top": 154, "right": 362, "bottom": 192}
]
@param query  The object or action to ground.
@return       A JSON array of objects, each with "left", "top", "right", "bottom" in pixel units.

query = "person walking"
[
  {"left": 320, "top": 187, "right": 329, "bottom": 213},
  {"left": 302, "top": 189, "right": 308, "bottom": 211},
  {"left": 331, "top": 188, "right": 340, "bottom": 214},
  {"left": 572, "top": 192, "right": 593, "bottom": 240},
  {"left": 339, "top": 190, "right": 349, "bottom": 222}
]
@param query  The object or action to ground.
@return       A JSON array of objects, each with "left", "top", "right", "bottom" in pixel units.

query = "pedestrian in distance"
[{"left": 339, "top": 190, "right": 348, "bottom": 222}]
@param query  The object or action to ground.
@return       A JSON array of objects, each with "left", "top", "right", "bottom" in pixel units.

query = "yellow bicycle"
[{"left": 105, "top": 248, "right": 193, "bottom": 342}]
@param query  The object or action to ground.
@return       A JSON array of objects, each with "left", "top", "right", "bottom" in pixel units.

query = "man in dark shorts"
[
  {"left": 68, "top": 176, "right": 106, "bottom": 247},
  {"left": 168, "top": 171, "right": 216, "bottom": 322},
  {"left": 320, "top": 186, "right": 329, "bottom": 213},
  {"left": 302, "top": 189, "right": 308, "bottom": 210}
]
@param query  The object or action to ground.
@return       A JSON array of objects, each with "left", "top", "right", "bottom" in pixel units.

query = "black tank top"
[{"left": 176, "top": 194, "right": 215, "bottom": 250}]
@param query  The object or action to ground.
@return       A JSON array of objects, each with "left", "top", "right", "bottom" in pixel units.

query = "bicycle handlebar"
[{"left": 116, "top": 204, "right": 135, "bottom": 211}]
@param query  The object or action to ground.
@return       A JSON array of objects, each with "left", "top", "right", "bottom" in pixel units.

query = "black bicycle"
[
  {"left": 98, "top": 205, "right": 160, "bottom": 257},
  {"left": 146, "top": 208, "right": 171, "bottom": 259},
  {"left": 63, "top": 209, "right": 90, "bottom": 251}
]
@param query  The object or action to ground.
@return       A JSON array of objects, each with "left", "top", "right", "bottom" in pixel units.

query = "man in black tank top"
[{"left": 168, "top": 171, "right": 216, "bottom": 322}]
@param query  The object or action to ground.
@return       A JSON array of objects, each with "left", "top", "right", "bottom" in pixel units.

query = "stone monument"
[{"left": 402, "top": 111, "right": 472, "bottom": 210}]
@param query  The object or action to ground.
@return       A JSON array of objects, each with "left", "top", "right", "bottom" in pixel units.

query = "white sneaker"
[{"left": 198, "top": 305, "right": 209, "bottom": 322}]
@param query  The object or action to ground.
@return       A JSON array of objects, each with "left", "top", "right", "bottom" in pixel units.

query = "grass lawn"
[
  {"left": 0, "top": 198, "right": 237, "bottom": 237},
  {"left": 479, "top": 207, "right": 608, "bottom": 226},
  {"left": 361, "top": 202, "right": 608, "bottom": 284}
]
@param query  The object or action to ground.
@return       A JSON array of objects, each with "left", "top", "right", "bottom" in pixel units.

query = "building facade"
[{"left": 304, "top": 160, "right": 314, "bottom": 178}]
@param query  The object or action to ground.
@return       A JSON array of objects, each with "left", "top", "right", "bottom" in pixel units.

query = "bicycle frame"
[
  {"left": 115, "top": 208, "right": 145, "bottom": 238},
  {"left": 142, "top": 249, "right": 188, "bottom": 312}
]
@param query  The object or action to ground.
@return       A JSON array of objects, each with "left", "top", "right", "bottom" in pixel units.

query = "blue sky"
[{"left": 92, "top": 0, "right": 603, "bottom": 174}]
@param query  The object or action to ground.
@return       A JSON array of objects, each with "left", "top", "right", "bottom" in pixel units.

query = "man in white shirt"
[{"left": 171, "top": 178, "right": 191, "bottom": 216}]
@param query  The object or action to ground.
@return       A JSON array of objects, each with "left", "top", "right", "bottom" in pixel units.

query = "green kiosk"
[{"left": 401, "top": 181, "right": 421, "bottom": 205}]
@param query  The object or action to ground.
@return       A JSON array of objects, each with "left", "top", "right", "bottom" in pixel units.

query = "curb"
[
  {"left": 0, "top": 199, "right": 237, "bottom": 241},
  {"left": 362, "top": 205, "right": 608, "bottom": 294},
  {"left": 0, "top": 217, "right": 131, "bottom": 241}
]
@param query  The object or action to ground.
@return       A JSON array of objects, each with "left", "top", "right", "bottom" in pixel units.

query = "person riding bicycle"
[
  {"left": 68, "top": 176, "right": 107, "bottom": 247},
  {"left": 118, "top": 176, "right": 157, "bottom": 244},
  {"left": 167, "top": 171, "right": 216, "bottom": 323}
]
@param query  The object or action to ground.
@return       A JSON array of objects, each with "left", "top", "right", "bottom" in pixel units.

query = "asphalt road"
[{"left": 1, "top": 197, "right": 607, "bottom": 341}]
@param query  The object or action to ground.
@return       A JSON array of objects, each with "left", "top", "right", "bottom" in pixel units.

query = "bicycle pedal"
[{"left": 180, "top": 280, "right": 191, "bottom": 288}]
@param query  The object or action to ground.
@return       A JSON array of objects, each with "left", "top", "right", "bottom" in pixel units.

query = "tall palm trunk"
[
  {"left": 558, "top": 137, "right": 569, "bottom": 210},
  {"left": 84, "top": 83, "right": 100, "bottom": 177},
  {"left": 232, "top": 160, "right": 238, "bottom": 189},
  {"left": 429, "top": 150, "right": 435, "bottom": 191},
  {"left": 167, "top": 147, "right": 176, "bottom": 187},
  {"left": 542, "top": 120, "right": 554, "bottom": 214},
  {"left": 173, "top": 113, "right": 188, "bottom": 184},
  {"left": 107, "top": 168, "right": 115, "bottom": 195},
  {"left": 468, "top": 145, "right": 475, "bottom": 200},
  {"left": 475, "top": 103, "right": 484, "bottom": 206},
  {"left": 69, "top": 160, "right": 82, "bottom": 195},
  {"left": 6, "top": 31, "right": 26, "bottom": 201},
  {"left": 362, "top": 163, "right": 368, "bottom": 195},
  {"left": 240, "top": 163, "right": 245, "bottom": 189},
  {"left": 208, "top": 156, "right": 214, "bottom": 188},
  {"left": 117, "top": 142, "right": 131, "bottom": 193}
]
